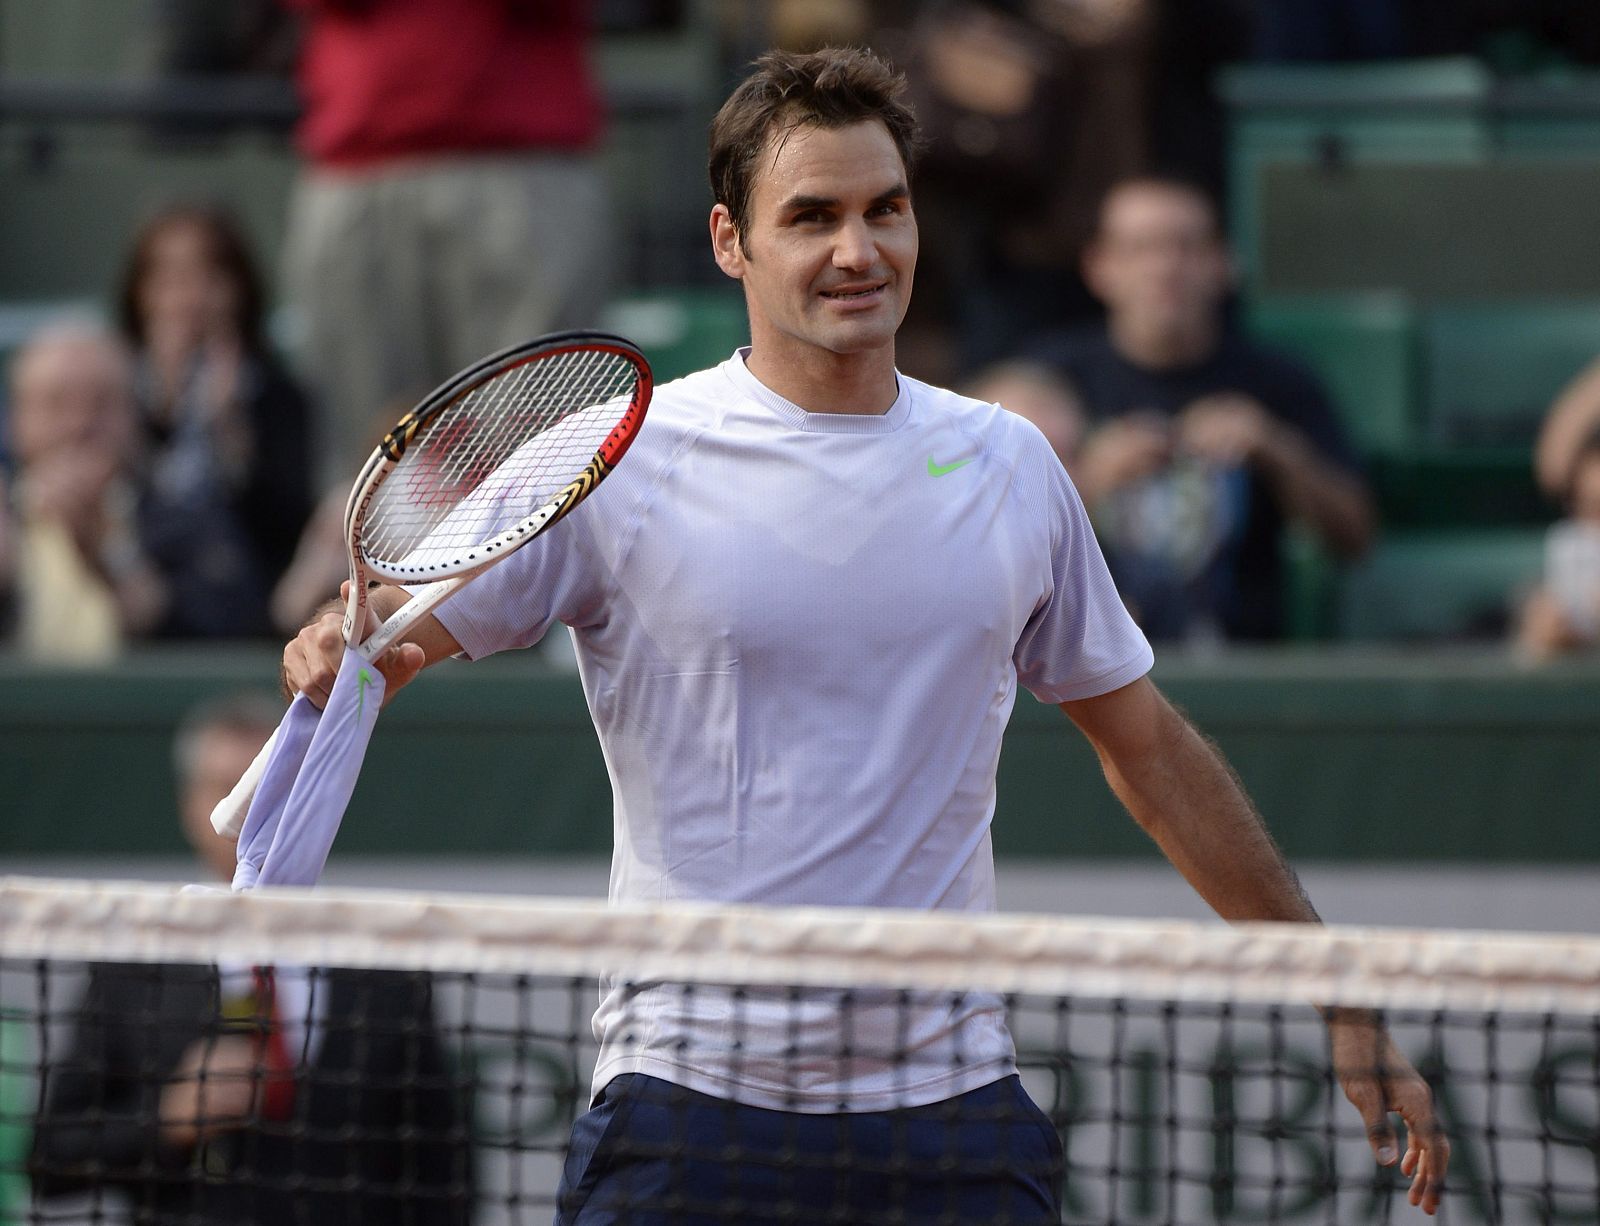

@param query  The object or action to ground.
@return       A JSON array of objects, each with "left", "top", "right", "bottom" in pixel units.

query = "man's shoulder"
[
  {"left": 639, "top": 360, "right": 740, "bottom": 427},
  {"left": 614, "top": 362, "right": 732, "bottom": 463},
  {"left": 904, "top": 372, "right": 1063, "bottom": 471},
  {"left": 904, "top": 371, "right": 1013, "bottom": 435}
]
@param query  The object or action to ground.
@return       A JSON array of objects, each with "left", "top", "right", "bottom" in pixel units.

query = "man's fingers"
[
  {"left": 1402, "top": 1110, "right": 1449, "bottom": 1215},
  {"left": 1339, "top": 1064, "right": 1398, "bottom": 1165},
  {"left": 377, "top": 642, "right": 426, "bottom": 701},
  {"left": 283, "top": 615, "right": 345, "bottom": 709},
  {"left": 1366, "top": 1116, "right": 1399, "bottom": 1166},
  {"left": 1408, "top": 1146, "right": 1445, "bottom": 1215}
]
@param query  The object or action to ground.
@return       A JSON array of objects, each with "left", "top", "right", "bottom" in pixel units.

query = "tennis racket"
[{"left": 211, "top": 330, "right": 652, "bottom": 838}]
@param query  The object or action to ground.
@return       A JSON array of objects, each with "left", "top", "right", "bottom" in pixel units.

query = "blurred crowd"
[{"left": 2, "top": 0, "right": 1600, "bottom": 664}]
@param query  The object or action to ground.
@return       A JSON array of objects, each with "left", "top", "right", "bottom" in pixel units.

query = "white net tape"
[{"left": 3, "top": 877, "right": 1598, "bottom": 1017}]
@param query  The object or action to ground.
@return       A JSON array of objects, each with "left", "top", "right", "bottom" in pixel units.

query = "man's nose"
[{"left": 833, "top": 219, "right": 875, "bottom": 269}]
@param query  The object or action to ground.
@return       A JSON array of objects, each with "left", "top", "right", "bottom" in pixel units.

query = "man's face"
[
  {"left": 1085, "top": 185, "right": 1230, "bottom": 335},
  {"left": 712, "top": 119, "right": 917, "bottom": 365}
]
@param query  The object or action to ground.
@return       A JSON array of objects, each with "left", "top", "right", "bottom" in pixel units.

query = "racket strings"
[{"left": 362, "top": 348, "right": 639, "bottom": 570}]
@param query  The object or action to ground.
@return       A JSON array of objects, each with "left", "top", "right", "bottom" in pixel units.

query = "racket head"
[{"left": 353, "top": 331, "right": 651, "bottom": 585}]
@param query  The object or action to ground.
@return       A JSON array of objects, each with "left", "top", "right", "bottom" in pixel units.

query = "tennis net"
[{"left": 1, "top": 876, "right": 1596, "bottom": 1225}]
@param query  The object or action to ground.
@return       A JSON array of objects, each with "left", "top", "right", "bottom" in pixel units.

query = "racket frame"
[{"left": 211, "top": 331, "right": 651, "bottom": 837}]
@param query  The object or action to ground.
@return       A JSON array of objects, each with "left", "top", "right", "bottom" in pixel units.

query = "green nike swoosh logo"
[
  {"left": 928, "top": 455, "right": 975, "bottom": 477},
  {"left": 357, "top": 667, "right": 374, "bottom": 720}
]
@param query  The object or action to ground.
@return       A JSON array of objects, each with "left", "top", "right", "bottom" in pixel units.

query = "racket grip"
[{"left": 210, "top": 726, "right": 278, "bottom": 839}]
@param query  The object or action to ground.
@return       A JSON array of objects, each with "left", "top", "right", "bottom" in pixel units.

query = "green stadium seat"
[
  {"left": 1334, "top": 527, "right": 1546, "bottom": 641},
  {"left": 1220, "top": 57, "right": 1492, "bottom": 111},
  {"left": 1367, "top": 447, "right": 1549, "bottom": 530},
  {"left": 1280, "top": 526, "right": 1342, "bottom": 642},
  {"left": 601, "top": 288, "right": 748, "bottom": 386},
  {"left": 1421, "top": 302, "right": 1600, "bottom": 446},
  {"left": 1246, "top": 294, "right": 1418, "bottom": 455},
  {"left": 0, "top": 1014, "right": 31, "bottom": 1220}
]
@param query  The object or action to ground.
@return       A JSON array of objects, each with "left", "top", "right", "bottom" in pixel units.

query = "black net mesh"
[{"left": 1, "top": 880, "right": 1595, "bottom": 1225}]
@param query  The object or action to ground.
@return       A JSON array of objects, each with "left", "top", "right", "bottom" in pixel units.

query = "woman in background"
[{"left": 117, "top": 203, "right": 313, "bottom": 638}]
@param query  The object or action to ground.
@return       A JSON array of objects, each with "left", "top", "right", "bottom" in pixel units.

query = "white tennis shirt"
[{"left": 434, "top": 350, "right": 1153, "bottom": 1110}]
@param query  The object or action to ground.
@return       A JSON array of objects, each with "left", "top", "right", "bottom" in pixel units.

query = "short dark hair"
[
  {"left": 116, "top": 202, "right": 269, "bottom": 353},
  {"left": 1094, "top": 173, "right": 1223, "bottom": 242},
  {"left": 708, "top": 46, "right": 921, "bottom": 256}
]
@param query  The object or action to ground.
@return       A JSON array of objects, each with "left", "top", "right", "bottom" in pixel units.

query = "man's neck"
[
  {"left": 1108, "top": 315, "right": 1220, "bottom": 371},
  {"left": 743, "top": 340, "right": 899, "bottom": 416}
]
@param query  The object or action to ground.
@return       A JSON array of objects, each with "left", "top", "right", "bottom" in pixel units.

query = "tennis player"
[{"left": 281, "top": 47, "right": 1448, "bottom": 1223}]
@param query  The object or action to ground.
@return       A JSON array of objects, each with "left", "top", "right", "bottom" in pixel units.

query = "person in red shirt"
[{"left": 280, "top": 0, "right": 611, "bottom": 485}]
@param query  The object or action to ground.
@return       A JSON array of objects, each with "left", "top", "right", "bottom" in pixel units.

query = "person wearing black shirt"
[
  {"left": 1027, "top": 176, "right": 1373, "bottom": 641},
  {"left": 28, "top": 694, "right": 471, "bottom": 1225}
]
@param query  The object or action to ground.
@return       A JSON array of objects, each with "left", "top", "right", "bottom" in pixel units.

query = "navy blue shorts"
[{"left": 554, "top": 1072, "right": 1063, "bottom": 1224}]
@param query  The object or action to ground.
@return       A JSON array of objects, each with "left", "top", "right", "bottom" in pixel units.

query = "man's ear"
[{"left": 710, "top": 204, "right": 746, "bottom": 280}]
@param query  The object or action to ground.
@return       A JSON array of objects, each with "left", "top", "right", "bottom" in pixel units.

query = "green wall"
[{"left": 3, "top": 649, "right": 1596, "bottom": 863}]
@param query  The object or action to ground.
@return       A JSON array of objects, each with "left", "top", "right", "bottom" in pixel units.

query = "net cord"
[{"left": 2, "top": 877, "right": 1597, "bottom": 1016}]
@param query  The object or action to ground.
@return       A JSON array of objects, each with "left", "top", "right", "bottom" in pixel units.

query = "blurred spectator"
[
  {"left": 1252, "top": 0, "right": 1408, "bottom": 61},
  {"left": 117, "top": 204, "right": 314, "bottom": 639},
  {"left": 1517, "top": 431, "right": 1600, "bottom": 662},
  {"left": 280, "top": 0, "right": 612, "bottom": 486},
  {"left": 1, "top": 323, "right": 165, "bottom": 662},
  {"left": 1410, "top": 0, "right": 1600, "bottom": 69},
  {"left": 1535, "top": 353, "right": 1600, "bottom": 501},
  {"left": 1024, "top": 175, "right": 1373, "bottom": 643},
  {"left": 881, "top": 0, "right": 1153, "bottom": 384},
  {"left": 1144, "top": 0, "right": 1255, "bottom": 208},
  {"left": 145, "top": 0, "right": 301, "bottom": 78},
  {"left": 762, "top": 0, "right": 872, "bottom": 51},
  {"left": 28, "top": 691, "right": 471, "bottom": 1225},
  {"left": 961, "top": 358, "right": 1088, "bottom": 479}
]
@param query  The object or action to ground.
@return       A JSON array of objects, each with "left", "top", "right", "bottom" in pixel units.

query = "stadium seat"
[
  {"left": 1421, "top": 302, "right": 1600, "bottom": 446},
  {"left": 0, "top": 1014, "right": 30, "bottom": 1219},
  {"left": 1333, "top": 527, "right": 1546, "bottom": 641},
  {"left": 1280, "top": 526, "right": 1342, "bottom": 641},
  {"left": 601, "top": 288, "right": 748, "bottom": 385},
  {"left": 1367, "top": 447, "right": 1548, "bottom": 530},
  {"left": 1246, "top": 294, "right": 1418, "bottom": 455}
]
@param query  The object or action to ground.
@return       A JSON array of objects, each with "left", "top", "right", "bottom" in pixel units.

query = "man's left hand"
[{"left": 1327, "top": 1011, "right": 1450, "bottom": 1215}]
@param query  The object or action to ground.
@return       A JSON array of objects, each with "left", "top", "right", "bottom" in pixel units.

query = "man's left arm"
[
  {"left": 1061, "top": 675, "right": 1448, "bottom": 1214},
  {"left": 1179, "top": 391, "right": 1375, "bottom": 559}
]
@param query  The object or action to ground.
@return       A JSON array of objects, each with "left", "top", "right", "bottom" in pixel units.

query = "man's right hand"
[{"left": 280, "top": 581, "right": 426, "bottom": 709}]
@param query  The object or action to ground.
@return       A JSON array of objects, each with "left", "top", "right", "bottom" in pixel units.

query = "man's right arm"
[{"left": 282, "top": 582, "right": 460, "bottom": 709}]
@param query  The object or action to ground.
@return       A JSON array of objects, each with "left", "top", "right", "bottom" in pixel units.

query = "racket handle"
[{"left": 210, "top": 726, "right": 279, "bottom": 839}]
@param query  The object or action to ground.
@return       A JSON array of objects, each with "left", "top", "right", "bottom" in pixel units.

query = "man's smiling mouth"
[{"left": 820, "top": 284, "right": 885, "bottom": 300}]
